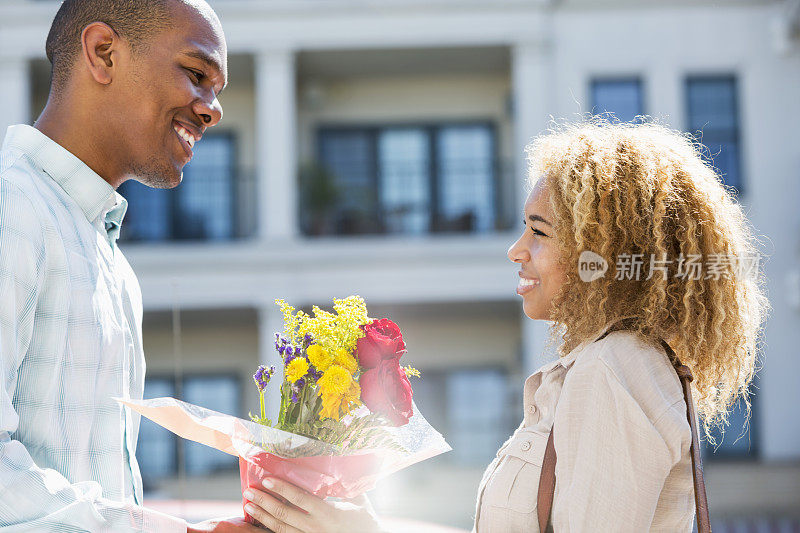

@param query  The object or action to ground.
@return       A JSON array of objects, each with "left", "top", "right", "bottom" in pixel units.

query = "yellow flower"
[
  {"left": 285, "top": 357, "right": 309, "bottom": 383},
  {"left": 403, "top": 366, "right": 421, "bottom": 378},
  {"left": 334, "top": 349, "right": 358, "bottom": 375},
  {"left": 346, "top": 380, "right": 361, "bottom": 403},
  {"left": 319, "top": 391, "right": 344, "bottom": 420},
  {"left": 317, "top": 365, "right": 352, "bottom": 397},
  {"left": 307, "top": 344, "right": 332, "bottom": 371},
  {"left": 293, "top": 296, "right": 371, "bottom": 355},
  {"left": 275, "top": 299, "right": 301, "bottom": 344}
]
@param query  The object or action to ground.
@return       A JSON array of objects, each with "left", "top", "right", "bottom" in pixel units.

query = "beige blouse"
[{"left": 473, "top": 322, "right": 696, "bottom": 532}]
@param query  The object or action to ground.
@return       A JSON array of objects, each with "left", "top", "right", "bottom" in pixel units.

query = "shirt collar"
[
  {"left": 550, "top": 314, "right": 641, "bottom": 371},
  {"left": 3, "top": 125, "right": 117, "bottom": 225},
  {"left": 103, "top": 193, "right": 128, "bottom": 246}
]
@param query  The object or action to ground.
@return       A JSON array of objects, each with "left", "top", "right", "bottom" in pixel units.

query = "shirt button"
[
  {"left": 521, "top": 441, "right": 531, "bottom": 451},
  {"left": 528, "top": 405, "right": 537, "bottom": 414}
]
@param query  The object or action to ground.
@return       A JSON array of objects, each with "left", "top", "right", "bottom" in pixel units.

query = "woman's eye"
[{"left": 531, "top": 228, "right": 547, "bottom": 237}]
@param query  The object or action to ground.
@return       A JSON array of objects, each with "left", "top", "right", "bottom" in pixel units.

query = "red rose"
[
  {"left": 359, "top": 359, "right": 413, "bottom": 426},
  {"left": 355, "top": 318, "right": 406, "bottom": 369}
]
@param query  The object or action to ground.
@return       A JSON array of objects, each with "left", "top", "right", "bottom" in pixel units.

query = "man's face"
[{"left": 115, "top": 4, "right": 227, "bottom": 189}]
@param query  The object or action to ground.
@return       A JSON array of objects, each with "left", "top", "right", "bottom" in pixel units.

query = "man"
[{"left": 0, "top": 1, "right": 267, "bottom": 531}]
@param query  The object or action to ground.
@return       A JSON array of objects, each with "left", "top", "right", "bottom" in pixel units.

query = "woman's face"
[{"left": 508, "top": 180, "right": 568, "bottom": 320}]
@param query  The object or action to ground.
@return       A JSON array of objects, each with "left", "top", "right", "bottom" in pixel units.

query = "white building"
[{"left": 1, "top": 0, "right": 799, "bottom": 528}]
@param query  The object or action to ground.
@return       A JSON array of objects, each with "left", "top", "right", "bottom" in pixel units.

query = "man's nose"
[{"left": 193, "top": 95, "right": 223, "bottom": 128}]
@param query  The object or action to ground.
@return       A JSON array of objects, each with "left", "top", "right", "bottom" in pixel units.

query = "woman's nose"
[{"left": 508, "top": 235, "right": 530, "bottom": 264}]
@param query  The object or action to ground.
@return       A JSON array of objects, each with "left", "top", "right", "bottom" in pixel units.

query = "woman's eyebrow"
[{"left": 528, "top": 214, "right": 552, "bottom": 227}]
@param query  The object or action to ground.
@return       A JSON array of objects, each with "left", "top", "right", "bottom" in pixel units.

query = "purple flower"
[
  {"left": 306, "top": 365, "right": 322, "bottom": 382},
  {"left": 291, "top": 391, "right": 300, "bottom": 404},
  {"left": 253, "top": 365, "right": 276, "bottom": 392},
  {"left": 285, "top": 346, "right": 294, "bottom": 356},
  {"left": 295, "top": 377, "right": 306, "bottom": 388},
  {"left": 303, "top": 334, "right": 313, "bottom": 345},
  {"left": 277, "top": 345, "right": 285, "bottom": 355}
]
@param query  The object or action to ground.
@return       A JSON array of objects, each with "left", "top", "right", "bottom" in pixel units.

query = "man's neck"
[{"left": 35, "top": 99, "right": 122, "bottom": 189}]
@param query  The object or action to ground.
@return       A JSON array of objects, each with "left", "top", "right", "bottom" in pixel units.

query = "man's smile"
[{"left": 172, "top": 120, "right": 200, "bottom": 158}]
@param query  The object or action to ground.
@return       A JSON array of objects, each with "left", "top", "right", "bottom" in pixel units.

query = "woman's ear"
[{"left": 80, "top": 22, "right": 119, "bottom": 85}]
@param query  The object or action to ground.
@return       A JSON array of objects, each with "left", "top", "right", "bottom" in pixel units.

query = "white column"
[
  {"left": 257, "top": 305, "right": 286, "bottom": 422},
  {"left": 649, "top": 64, "right": 682, "bottom": 130},
  {"left": 511, "top": 40, "right": 553, "bottom": 206},
  {"left": 521, "top": 314, "right": 557, "bottom": 378},
  {"left": 255, "top": 49, "right": 298, "bottom": 241},
  {"left": 513, "top": 39, "right": 555, "bottom": 378},
  {"left": 0, "top": 57, "right": 30, "bottom": 139}
]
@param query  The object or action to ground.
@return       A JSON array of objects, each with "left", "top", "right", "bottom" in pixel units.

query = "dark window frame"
[
  {"left": 684, "top": 74, "right": 744, "bottom": 196},
  {"left": 702, "top": 378, "right": 760, "bottom": 461},
  {"left": 590, "top": 76, "right": 645, "bottom": 122},
  {"left": 313, "top": 120, "right": 500, "bottom": 236},
  {"left": 118, "top": 130, "right": 241, "bottom": 242},
  {"left": 409, "top": 364, "right": 514, "bottom": 466},
  {"left": 137, "top": 372, "right": 243, "bottom": 481}
]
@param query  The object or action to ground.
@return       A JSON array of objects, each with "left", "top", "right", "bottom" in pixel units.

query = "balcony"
[
  {"left": 118, "top": 168, "right": 257, "bottom": 243},
  {"left": 119, "top": 160, "right": 512, "bottom": 244}
]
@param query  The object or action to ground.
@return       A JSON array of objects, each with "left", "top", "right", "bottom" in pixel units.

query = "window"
[
  {"left": 119, "top": 133, "right": 239, "bottom": 242},
  {"left": 136, "top": 374, "right": 240, "bottom": 488},
  {"left": 703, "top": 384, "right": 759, "bottom": 460},
  {"left": 591, "top": 78, "right": 644, "bottom": 123},
  {"left": 446, "top": 369, "right": 511, "bottom": 465},
  {"left": 410, "top": 368, "right": 512, "bottom": 466},
  {"left": 183, "top": 376, "right": 240, "bottom": 475},
  {"left": 686, "top": 76, "right": 742, "bottom": 194},
  {"left": 311, "top": 123, "right": 498, "bottom": 236},
  {"left": 136, "top": 378, "right": 177, "bottom": 483}
]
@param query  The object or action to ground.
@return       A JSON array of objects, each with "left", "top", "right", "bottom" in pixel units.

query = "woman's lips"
[{"left": 516, "top": 277, "right": 541, "bottom": 296}]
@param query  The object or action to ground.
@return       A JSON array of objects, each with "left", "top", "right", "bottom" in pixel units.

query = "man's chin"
[
  {"left": 166, "top": 169, "right": 184, "bottom": 189},
  {"left": 132, "top": 167, "right": 183, "bottom": 189}
]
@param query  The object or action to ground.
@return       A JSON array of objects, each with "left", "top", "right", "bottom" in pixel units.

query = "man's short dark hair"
[{"left": 45, "top": 0, "right": 173, "bottom": 90}]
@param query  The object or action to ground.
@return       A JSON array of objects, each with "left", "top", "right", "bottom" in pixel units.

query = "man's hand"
[{"left": 187, "top": 516, "right": 267, "bottom": 532}]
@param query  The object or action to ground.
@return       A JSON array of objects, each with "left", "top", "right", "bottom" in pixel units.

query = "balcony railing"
[
  {"left": 118, "top": 167, "right": 257, "bottom": 243},
  {"left": 116, "top": 157, "right": 513, "bottom": 243},
  {"left": 300, "top": 158, "right": 513, "bottom": 237}
]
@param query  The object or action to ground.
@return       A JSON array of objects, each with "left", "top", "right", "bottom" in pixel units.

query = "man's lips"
[{"left": 172, "top": 120, "right": 201, "bottom": 158}]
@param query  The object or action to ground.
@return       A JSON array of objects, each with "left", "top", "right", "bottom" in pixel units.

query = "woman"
[{"left": 242, "top": 120, "right": 769, "bottom": 532}]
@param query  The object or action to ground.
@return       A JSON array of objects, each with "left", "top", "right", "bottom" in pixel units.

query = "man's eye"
[{"left": 186, "top": 68, "right": 205, "bottom": 82}]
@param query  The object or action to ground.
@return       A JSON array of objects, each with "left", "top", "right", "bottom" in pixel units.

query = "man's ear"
[{"left": 80, "top": 22, "right": 122, "bottom": 85}]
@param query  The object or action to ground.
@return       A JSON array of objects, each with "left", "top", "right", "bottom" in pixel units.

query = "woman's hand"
[{"left": 243, "top": 477, "right": 387, "bottom": 533}]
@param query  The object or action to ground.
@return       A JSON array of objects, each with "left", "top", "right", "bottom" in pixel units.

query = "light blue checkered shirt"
[{"left": 0, "top": 125, "right": 185, "bottom": 532}]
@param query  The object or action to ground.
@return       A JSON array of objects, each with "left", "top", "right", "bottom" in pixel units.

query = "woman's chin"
[{"left": 521, "top": 300, "right": 542, "bottom": 320}]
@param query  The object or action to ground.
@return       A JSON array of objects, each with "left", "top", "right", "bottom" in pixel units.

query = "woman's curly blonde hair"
[{"left": 529, "top": 118, "right": 770, "bottom": 444}]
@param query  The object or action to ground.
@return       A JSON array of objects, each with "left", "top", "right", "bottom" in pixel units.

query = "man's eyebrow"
[
  {"left": 182, "top": 50, "right": 227, "bottom": 92},
  {"left": 528, "top": 214, "right": 552, "bottom": 226}
]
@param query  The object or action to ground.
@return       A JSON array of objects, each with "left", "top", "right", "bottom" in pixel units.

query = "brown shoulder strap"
[
  {"left": 537, "top": 429, "right": 557, "bottom": 532},
  {"left": 659, "top": 339, "right": 712, "bottom": 533},
  {"left": 536, "top": 325, "right": 712, "bottom": 532}
]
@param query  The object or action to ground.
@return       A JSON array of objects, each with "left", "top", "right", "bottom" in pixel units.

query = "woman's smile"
[{"left": 516, "top": 274, "right": 541, "bottom": 296}]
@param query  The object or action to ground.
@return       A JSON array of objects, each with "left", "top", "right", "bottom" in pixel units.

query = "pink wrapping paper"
[
  {"left": 239, "top": 451, "right": 382, "bottom": 524},
  {"left": 116, "top": 396, "right": 451, "bottom": 515}
]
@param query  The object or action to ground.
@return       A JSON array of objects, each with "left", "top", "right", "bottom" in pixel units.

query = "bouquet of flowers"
[{"left": 118, "top": 295, "right": 449, "bottom": 523}]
